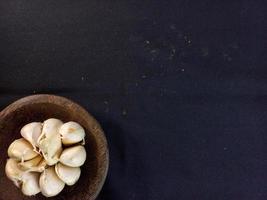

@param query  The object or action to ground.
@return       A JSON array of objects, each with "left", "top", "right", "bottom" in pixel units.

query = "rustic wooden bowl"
[{"left": 0, "top": 95, "right": 109, "bottom": 200}]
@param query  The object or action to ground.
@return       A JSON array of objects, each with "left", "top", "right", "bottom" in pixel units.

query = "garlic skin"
[
  {"left": 55, "top": 163, "right": 81, "bottom": 186},
  {"left": 5, "top": 158, "right": 24, "bottom": 187},
  {"left": 59, "top": 145, "right": 86, "bottom": 167},
  {"left": 38, "top": 118, "right": 63, "bottom": 166},
  {"left": 21, "top": 172, "right": 40, "bottom": 196},
  {"left": 39, "top": 167, "right": 65, "bottom": 197},
  {"left": 8, "top": 138, "right": 38, "bottom": 161},
  {"left": 59, "top": 122, "right": 85, "bottom": 145},
  {"left": 21, "top": 122, "right": 42, "bottom": 150}
]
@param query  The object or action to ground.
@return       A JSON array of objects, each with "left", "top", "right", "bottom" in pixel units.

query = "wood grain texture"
[{"left": 0, "top": 95, "right": 109, "bottom": 200}]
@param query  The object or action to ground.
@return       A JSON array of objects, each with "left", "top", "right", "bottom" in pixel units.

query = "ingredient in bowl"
[
  {"left": 8, "top": 138, "right": 38, "bottom": 161},
  {"left": 55, "top": 162, "right": 81, "bottom": 186},
  {"left": 59, "top": 145, "right": 86, "bottom": 167},
  {"left": 5, "top": 158, "right": 25, "bottom": 187},
  {"left": 18, "top": 155, "right": 43, "bottom": 171},
  {"left": 5, "top": 118, "right": 86, "bottom": 197},
  {"left": 59, "top": 121, "right": 85, "bottom": 145},
  {"left": 39, "top": 166, "right": 65, "bottom": 197},
  {"left": 21, "top": 172, "right": 40, "bottom": 196},
  {"left": 21, "top": 122, "right": 42, "bottom": 151},
  {"left": 38, "top": 119, "right": 63, "bottom": 166}
]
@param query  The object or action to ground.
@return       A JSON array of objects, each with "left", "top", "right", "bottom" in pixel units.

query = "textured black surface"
[{"left": 0, "top": 0, "right": 266, "bottom": 199}]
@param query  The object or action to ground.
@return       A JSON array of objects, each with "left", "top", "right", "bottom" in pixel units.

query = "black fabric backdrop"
[{"left": 0, "top": 0, "right": 266, "bottom": 199}]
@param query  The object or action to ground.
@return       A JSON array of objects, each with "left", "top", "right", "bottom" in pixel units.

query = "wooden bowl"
[{"left": 0, "top": 95, "right": 109, "bottom": 200}]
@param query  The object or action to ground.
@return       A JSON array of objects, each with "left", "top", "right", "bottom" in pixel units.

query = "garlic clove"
[
  {"left": 19, "top": 155, "right": 43, "bottom": 171},
  {"left": 25, "top": 158, "right": 47, "bottom": 173},
  {"left": 39, "top": 138, "right": 62, "bottom": 166},
  {"left": 38, "top": 118, "right": 63, "bottom": 166},
  {"left": 38, "top": 118, "right": 63, "bottom": 141},
  {"left": 59, "top": 122, "right": 85, "bottom": 145},
  {"left": 21, "top": 122, "right": 42, "bottom": 150},
  {"left": 5, "top": 158, "right": 25, "bottom": 187},
  {"left": 8, "top": 138, "right": 38, "bottom": 161},
  {"left": 59, "top": 145, "right": 86, "bottom": 167},
  {"left": 21, "top": 172, "right": 40, "bottom": 196},
  {"left": 31, "top": 158, "right": 47, "bottom": 173},
  {"left": 55, "top": 163, "right": 81, "bottom": 186},
  {"left": 39, "top": 167, "right": 65, "bottom": 197}
]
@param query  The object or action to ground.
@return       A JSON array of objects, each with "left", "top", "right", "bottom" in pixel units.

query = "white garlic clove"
[
  {"left": 21, "top": 172, "right": 40, "bottom": 196},
  {"left": 8, "top": 138, "right": 38, "bottom": 161},
  {"left": 19, "top": 155, "right": 43, "bottom": 171},
  {"left": 5, "top": 158, "right": 24, "bottom": 187},
  {"left": 55, "top": 163, "right": 81, "bottom": 186},
  {"left": 38, "top": 118, "right": 63, "bottom": 166},
  {"left": 59, "top": 122, "right": 85, "bottom": 145},
  {"left": 59, "top": 145, "right": 86, "bottom": 167},
  {"left": 26, "top": 158, "right": 47, "bottom": 173},
  {"left": 39, "top": 167, "right": 65, "bottom": 197},
  {"left": 39, "top": 139, "right": 62, "bottom": 166},
  {"left": 38, "top": 118, "right": 63, "bottom": 140},
  {"left": 35, "top": 158, "right": 47, "bottom": 172},
  {"left": 21, "top": 122, "right": 42, "bottom": 150}
]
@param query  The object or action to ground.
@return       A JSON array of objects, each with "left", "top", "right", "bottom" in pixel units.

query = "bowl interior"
[{"left": 0, "top": 95, "right": 108, "bottom": 200}]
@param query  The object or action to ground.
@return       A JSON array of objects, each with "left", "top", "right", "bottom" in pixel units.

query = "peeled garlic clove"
[
  {"left": 26, "top": 158, "right": 47, "bottom": 173},
  {"left": 38, "top": 118, "right": 63, "bottom": 141},
  {"left": 36, "top": 159, "right": 47, "bottom": 172},
  {"left": 39, "top": 139, "right": 62, "bottom": 166},
  {"left": 5, "top": 158, "right": 24, "bottom": 187},
  {"left": 8, "top": 138, "right": 38, "bottom": 161},
  {"left": 55, "top": 163, "right": 81, "bottom": 186},
  {"left": 21, "top": 172, "right": 40, "bottom": 196},
  {"left": 19, "top": 155, "right": 43, "bottom": 171},
  {"left": 60, "top": 145, "right": 86, "bottom": 167},
  {"left": 38, "top": 118, "right": 63, "bottom": 166},
  {"left": 34, "top": 158, "right": 47, "bottom": 172},
  {"left": 21, "top": 122, "right": 42, "bottom": 150},
  {"left": 59, "top": 122, "right": 85, "bottom": 145},
  {"left": 39, "top": 167, "right": 65, "bottom": 197}
]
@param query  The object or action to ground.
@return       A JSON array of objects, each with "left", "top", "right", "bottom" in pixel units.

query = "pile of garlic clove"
[{"left": 5, "top": 118, "right": 87, "bottom": 197}]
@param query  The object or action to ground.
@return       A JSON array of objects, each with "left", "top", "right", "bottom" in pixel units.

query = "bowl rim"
[{"left": 0, "top": 94, "right": 109, "bottom": 200}]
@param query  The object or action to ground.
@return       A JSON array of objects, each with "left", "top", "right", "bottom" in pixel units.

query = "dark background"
[{"left": 0, "top": 0, "right": 266, "bottom": 199}]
